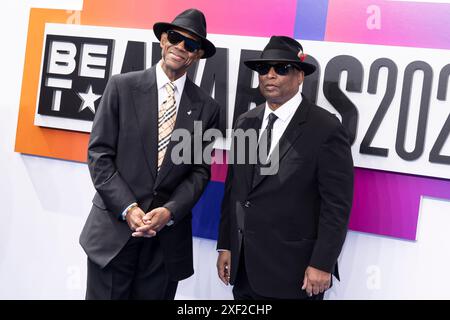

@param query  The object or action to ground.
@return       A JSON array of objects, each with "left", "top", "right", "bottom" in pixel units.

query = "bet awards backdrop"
[{"left": 3, "top": 0, "right": 450, "bottom": 299}]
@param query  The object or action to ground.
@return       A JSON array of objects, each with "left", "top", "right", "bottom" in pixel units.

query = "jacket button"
[
  {"left": 153, "top": 191, "right": 158, "bottom": 196},
  {"left": 238, "top": 228, "right": 243, "bottom": 234},
  {"left": 244, "top": 201, "right": 251, "bottom": 208}
]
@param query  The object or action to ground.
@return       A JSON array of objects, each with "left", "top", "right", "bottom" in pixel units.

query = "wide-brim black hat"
[
  {"left": 153, "top": 8, "right": 216, "bottom": 59},
  {"left": 244, "top": 36, "right": 316, "bottom": 76}
]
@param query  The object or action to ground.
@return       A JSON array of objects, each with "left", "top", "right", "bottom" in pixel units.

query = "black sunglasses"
[
  {"left": 166, "top": 30, "right": 201, "bottom": 53},
  {"left": 254, "top": 63, "right": 299, "bottom": 76}
]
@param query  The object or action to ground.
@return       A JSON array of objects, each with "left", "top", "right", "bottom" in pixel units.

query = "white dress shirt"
[
  {"left": 155, "top": 60, "right": 186, "bottom": 113},
  {"left": 259, "top": 90, "right": 303, "bottom": 156}
]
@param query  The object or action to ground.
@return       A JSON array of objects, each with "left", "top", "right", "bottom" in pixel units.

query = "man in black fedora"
[
  {"left": 217, "top": 36, "right": 354, "bottom": 299},
  {"left": 80, "top": 8, "right": 220, "bottom": 299}
]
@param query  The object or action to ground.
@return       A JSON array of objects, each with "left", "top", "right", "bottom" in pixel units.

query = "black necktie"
[
  {"left": 252, "top": 113, "right": 278, "bottom": 187},
  {"left": 263, "top": 113, "right": 278, "bottom": 159}
]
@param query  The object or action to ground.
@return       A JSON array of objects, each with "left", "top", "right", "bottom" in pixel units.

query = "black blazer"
[
  {"left": 80, "top": 66, "right": 220, "bottom": 281},
  {"left": 217, "top": 96, "right": 354, "bottom": 298}
]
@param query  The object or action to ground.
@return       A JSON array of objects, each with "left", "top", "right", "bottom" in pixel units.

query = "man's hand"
[
  {"left": 301, "top": 266, "right": 331, "bottom": 297},
  {"left": 132, "top": 207, "right": 171, "bottom": 238},
  {"left": 125, "top": 206, "right": 147, "bottom": 232},
  {"left": 216, "top": 250, "right": 231, "bottom": 285}
]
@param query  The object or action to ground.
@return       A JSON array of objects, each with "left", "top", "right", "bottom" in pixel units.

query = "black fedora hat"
[
  {"left": 244, "top": 36, "right": 316, "bottom": 76},
  {"left": 153, "top": 8, "right": 216, "bottom": 59}
]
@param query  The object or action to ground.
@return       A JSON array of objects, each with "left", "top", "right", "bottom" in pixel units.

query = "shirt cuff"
[
  {"left": 165, "top": 209, "right": 174, "bottom": 226},
  {"left": 121, "top": 202, "right": 137, "bottom": 221}
]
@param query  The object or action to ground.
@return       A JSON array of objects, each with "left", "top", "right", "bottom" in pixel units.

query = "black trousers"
[
  {"left": 86, "top": 236, "right": 178, "bottom": 300},
  {"left": 233, "top": 246, "right": 324, "bottom": 300}
]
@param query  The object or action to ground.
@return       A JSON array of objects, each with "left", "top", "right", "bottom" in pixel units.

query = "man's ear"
[
  {"left": 298, "top": 70, "right": 305, "bottom": 85},
  {"left": 196, "top": 49, "right": 205, "bottom": 59},
  {"left": 160, "top": 32, "right": 168, "bottom": 48}
]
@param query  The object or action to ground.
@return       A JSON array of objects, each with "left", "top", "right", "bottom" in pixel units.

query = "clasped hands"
[{"left": 125, "top": 206, "right": 172, "bottom": 238}]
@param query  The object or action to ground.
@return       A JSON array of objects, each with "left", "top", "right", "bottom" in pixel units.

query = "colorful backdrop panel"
[{"left": 15, "top": 0, "right": 450, "bottom": 241}]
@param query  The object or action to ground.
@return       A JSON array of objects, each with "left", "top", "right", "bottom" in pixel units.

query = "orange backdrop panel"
[{"left": 15, "top": 9, "right": 90, "bottom": 163}]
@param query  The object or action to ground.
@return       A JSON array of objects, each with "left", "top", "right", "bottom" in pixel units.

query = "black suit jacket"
[
  {"left": 80, "top": 66, "right": 220, "bottom": 281},
  {"left": 217, "top": 96, "right": 354, "bottom": 298}
]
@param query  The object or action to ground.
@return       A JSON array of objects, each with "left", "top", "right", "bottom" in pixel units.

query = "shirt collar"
[
  {"left": 263, "top": 90, "right": 302, "bottom": 123},
  {"left": 156, "top": 60, "right": 187, "bottom": 94}
]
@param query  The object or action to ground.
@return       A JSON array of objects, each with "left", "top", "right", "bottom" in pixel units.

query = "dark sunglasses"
[
  {"left": 254, "top": 63, "right": 299, "bottom": 76},
  {"left": 166, "top": 30, "right": 201, "bottom": 53}
]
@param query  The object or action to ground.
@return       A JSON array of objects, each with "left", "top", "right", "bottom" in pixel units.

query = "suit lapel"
[
  {"left": 274, "top": 97, "right": 311, "bottom": 163},
  {"left": 251, "top": 96, "right": 311, "bottom": 191},
  {"left": 243, "top": 107, "right": 264, "bottom": 193},
  {"left": 132, "top": 67, "right": 158, "bottom": 180},
  {"left": 155, "top": 78, "right": 203, "bottom": 188}
]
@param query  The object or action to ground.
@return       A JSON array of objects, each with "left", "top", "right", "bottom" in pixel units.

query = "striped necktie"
[{"left": 157, "top": 82, "right": 177, "bottom": 170}]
